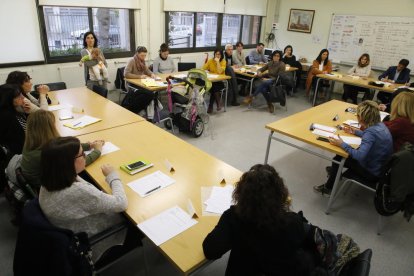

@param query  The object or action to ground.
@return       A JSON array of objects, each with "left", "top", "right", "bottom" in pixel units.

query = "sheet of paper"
[
  {"left": 64, "top": 115, "right": 101, "bottom": 129},
  {"left": 343, "top": 120, "right": 361, "bottom": 128},
  {"left": 312, "top": 129, "right": 334, "bottom": 138},
  {"left": 84, "top": 142, "right": 119, "bottom": 156},
  {"left": 312, "top": 123, "right": 337, "bottom": 133},
  {"left": 380, "top": 111, "right": 389, "bottom": 121},
  {"left": 204, "top": 185, "right": 234, "bottom": 215},
  {"left": 127, "top": 170, "right": 175, "bottom": 197},
  {"left": 207, "top": 74, "right": 219, "bottom": 79},
  {"left": 138, "top": 205, "right": 198, "bottom": 246},
  {"left": 48, "top": 103, "right": 72, "bottom": 111},
  {"left": 173, "top": 74, "right": 187, "bottom": 79},
  {"left": 339, "top": 136, "right": 362, "bottom": 146}
]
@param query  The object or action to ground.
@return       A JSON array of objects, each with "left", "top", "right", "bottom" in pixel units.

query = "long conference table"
[{"left": 47, "top": 87, "right": 242, "bottom": 275}]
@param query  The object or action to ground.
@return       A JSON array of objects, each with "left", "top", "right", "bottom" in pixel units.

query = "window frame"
[
  {"left": 166, "top": 12, "right": 262, "bottom": 54},
  {"left": 38, "top": 6, "right": 136, "bottom": 64}
]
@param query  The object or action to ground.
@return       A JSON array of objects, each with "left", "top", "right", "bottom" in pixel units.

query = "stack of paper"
[
  {"left": 204, "top": 186, "right": 234, "bottom": 214},
  {"left": 48, "top": 103, "right": 72, "bottom": 111},
  {"left": 343, "top": 120, "right": 361, "bottom": 129},
  {"left": 84, "top": 142, "right": 119, "bottom": 156},
  {"left": 138, "top": 206, "right": 198, "bottom": 246},
  {"left": 173, "top": 74, "right": 187, "bottom": 79},
  {"left": 127, "top": 170, "right": 175, "bottom": 197},
  {"left": 380, "top": 111, "right": 389, "bottom": 121},
  {"left": 63, "top": 115, "right": 101, "bottom": 129}
]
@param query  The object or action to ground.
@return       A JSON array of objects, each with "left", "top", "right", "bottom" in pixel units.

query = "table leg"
[
  {"left": 224, "top": 80, "right": 228, "bottom": 112},
  {"left": 325, "top": 157, "right": 345, "bottom": 214},
  {"left": 264, "top": 131, "right": 274, "bottom": 164},
  {"left": 312, "top": 78, "right": 322, "bottom": 106},
  {"left": 248, "top": 78, "right": 254, "bottom": 108}
]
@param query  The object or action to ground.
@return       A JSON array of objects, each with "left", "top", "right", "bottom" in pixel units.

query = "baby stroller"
[{"left": 165, "top": 69, "right": 211, "bottom": 137}]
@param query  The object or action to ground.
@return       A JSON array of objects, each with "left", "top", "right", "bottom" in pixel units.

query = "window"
[
  {"left": 39, "top": 6, "right": 135, "bottom": 63},
  {"left": 166, "top": 12, "right": 261, "bottom": 53}
]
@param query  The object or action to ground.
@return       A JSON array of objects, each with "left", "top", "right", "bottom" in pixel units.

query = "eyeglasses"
[{"left": 74, "top": 150, "right": 86, "bottom": 159}]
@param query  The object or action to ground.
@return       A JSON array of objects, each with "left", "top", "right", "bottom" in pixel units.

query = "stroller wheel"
[
  {"left": 164, "top": 119, "right": 173, "bottom": 130},
  {"left": 192, "top": 118, "right": 204, "bottom": 137}
]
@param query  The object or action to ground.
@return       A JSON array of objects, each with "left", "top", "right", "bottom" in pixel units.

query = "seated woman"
[
  {"left": 314, "top": 101, "right": 393, "bottom": 196},
  {"left": 124, "top": 46, "right": 156, "bottom": 115},
  {"left": 243, "top": 50, "right": 285, "bottom": 113},
  {"left": 153, "top": 43, "right": 176, "bottom": 74},
  {"left": 6, "top": 71, "right": 49, "bottom": 113},
  {"left": 203, "top": 164, "right": 317, "bottom": 275},
  {"left": 39, "top": 136, "right": 141, "bottom": 263},
  {"left": 383, "top": 92, "right": 414, "bottom": 152},
  {"left": 0, "top": 84, "right": 28, "bottom": 155},
  {"left": 282, "top": 45, "right": 302, "bottom": 88},
  {"left": 203, "top": 48, "right": 226, "bottom": 113},
  {"left": 305, "top": 49, "right": 332, "bottom": 97},
  {"left": 342, "top": 53, "right": 372, "bottom": 104},
  {"left": 21, "top": 109, "right": 104, "bottom": 189}
]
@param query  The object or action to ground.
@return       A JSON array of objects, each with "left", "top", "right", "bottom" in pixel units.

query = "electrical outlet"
[{"left": 272, "top": 23, "right": 279, "bottom": 30}]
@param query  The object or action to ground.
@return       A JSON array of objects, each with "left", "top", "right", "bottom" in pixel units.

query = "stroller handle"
[{"left": 166, "top": 76, "right": 193, "bottom": 88}]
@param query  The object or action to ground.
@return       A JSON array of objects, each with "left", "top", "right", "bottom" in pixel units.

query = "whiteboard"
[{"left": 327, "top": 14, "right": 414, "bottom": 70}]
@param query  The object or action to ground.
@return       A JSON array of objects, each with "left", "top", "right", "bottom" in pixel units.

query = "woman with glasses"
[
  {"left": 6, "top": 71, "right": 49, "bottom": 113},
  {"left": 0, "top": 84, "right": 28, "bottom": 155},
  {"left": 39, "top": 136, "right": 142, "bottom": 264},
  {"left": 203, "top": 48, "right": 226, "bottom": 113},
  {"left": 20, "top": 110, "right": 104, "bottom": 189}
]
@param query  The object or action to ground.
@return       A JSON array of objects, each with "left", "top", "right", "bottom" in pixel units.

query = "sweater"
[
  {"left": 232, "top": 51, "right": 246, "bottom": 66},
  {"left": 258, "top": 60, "right": 286, "bottom": 79},
  {"left": 124, "top": 57, "right": 152, "bottom": 78},
  {"left": 202, "top": 58, "right": 226, "bottom": 74},
  {"left": 305, "top": 60, "right": 333, "bottom": 94},
  {"left": 203, "top": 206, "right": 315, "bottom": 276},
  {"left": 153, "top": 56, "right": 176, "bottom": 73},
  {"left": 80, "top": 48, "right": 108, "bottom": 82},
  {"left": 0, "top": 110, "right": 27, "bottom": 155},
  {"left": 384, "top": 117, "right": 414, "bottom": 152},
  {"left": 248, "top": 49, "right": 267, "bottom": 64},
  {"left": 21, "top": 143, "right": 101, "bottom": 189},
  {"left": 340, "top": 123, "right": 393, "bottom": 176},
  {"left": 347, "top": 64, "right": 371, "bottom": 77}
]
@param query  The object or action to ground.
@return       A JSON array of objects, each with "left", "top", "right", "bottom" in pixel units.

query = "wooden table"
[
  {"left": 312, "top": 73, "right": 403, "bottom": 106},
  {"left": 80, "top": 121, "right": 242, "bottom": 275},
  {"left": 126, "top": 72, "right": 232, "bottom": 111},
  {"left": 264, "top": 100, "right": 359, "bottom": 213},
  {"left": 48, "top": 87, "right": 145, "bottom": 137}
]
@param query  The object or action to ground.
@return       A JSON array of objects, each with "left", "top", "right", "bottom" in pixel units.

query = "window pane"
[
  {"left": 167, "top": 12, "right": 194, "bottom": 49},
  {"left": 196, "top": 13, "right": 218, "bottom": 48},
  {"left": 43, "top": 7, "right": 89, "bottom": 57},
  {"left": 241, "top": 16, "right": 260, "bottom": 45},
  {"left": 221, "top": 15, "right": 241, "bottom": 45},
  {"left": 92, "top": 8, "right": 131, "bottom": 53}
]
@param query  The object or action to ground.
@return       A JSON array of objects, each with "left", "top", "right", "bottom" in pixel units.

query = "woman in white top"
[
  {"left": 342, "top": 53, "right": 372, "bottom": 104},
  {"left": 153, "top": 43, "right": 176, "bottom": 74},
  {"left": 232, "top": 41, "right": 246, "bottom": 66}
]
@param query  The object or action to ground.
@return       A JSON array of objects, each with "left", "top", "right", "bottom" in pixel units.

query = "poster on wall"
[{"left": 288, "top": 9, "right": 315, "bottom": 33}]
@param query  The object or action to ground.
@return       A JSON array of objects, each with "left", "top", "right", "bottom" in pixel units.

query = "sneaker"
[{"left": 313, "top": 184, "right": 331, "bottom": 197}]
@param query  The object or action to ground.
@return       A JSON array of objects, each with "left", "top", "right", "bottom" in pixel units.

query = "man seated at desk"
[
  {"left": 377, "top": 59, "right": 411, "bottom": 105},
  {"left": 223, "top": 44, "right": 240, "bottom": 106},
  {"left": 248, "top": 43, "right": 267, "bottom": 65}
]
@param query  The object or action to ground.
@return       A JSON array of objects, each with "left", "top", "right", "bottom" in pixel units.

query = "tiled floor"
[{"left": 1, "top": 88, "right": 413, "bottom": 276}]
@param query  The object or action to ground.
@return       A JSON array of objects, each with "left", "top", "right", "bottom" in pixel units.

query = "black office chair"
[
  {"left": 34, "top": 82, "right": 67, "bottom": 92},
  {"left": 92, "top": 85, "right": 108, "bottom": 98},
  {"left": 245, "top": 56, "right": 250, "bottom": 65},
  {"left": 178, "top": 62, "right": 196, "bottom": 72},
  {"left": 339, "top": 249, "right": 372, "bottom": 276}
]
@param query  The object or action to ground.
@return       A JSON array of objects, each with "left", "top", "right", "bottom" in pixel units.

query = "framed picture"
[{"left": 288, "top": 9, "right": 315, "bottom": 33}]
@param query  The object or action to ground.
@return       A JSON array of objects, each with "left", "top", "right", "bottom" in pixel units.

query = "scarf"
[{"left": 133, "top": 54, "right": 147, "bottom": 73}]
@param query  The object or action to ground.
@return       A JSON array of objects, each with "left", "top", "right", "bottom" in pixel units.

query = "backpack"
[{"left": 269, "top": 83, "right": 286, "bottom": 106}]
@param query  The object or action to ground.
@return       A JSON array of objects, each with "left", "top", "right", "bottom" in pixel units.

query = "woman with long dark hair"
[
  {"left": 81, "top": 31, "right": 108, "bottom": 89},
  {"left": 305, "top": 49, "right": 332, "bottom": 97}
]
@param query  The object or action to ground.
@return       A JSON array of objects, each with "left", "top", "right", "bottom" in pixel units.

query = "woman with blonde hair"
[
  {"left": 384, "top": 91, "right": 414, "bottom": 152},
  {"left": 314, "top": 100, "right": 393, "bottom": 196},
  {"left": 21, "top": 109, "right": 104, "bottom": 189}
]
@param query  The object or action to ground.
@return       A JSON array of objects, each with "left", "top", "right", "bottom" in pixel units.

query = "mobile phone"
[
  {"left": 317, "top": 136, "right": 330, "bottom": 142},
  {"left": 126, "top": 161, "right": 145, "bottom": 170},
  {"left": 59, "top": 115, "right": 74, "bottom": 120}
]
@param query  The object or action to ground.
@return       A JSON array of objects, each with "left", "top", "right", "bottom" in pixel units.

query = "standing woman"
[
  {"left": 0, "top": 84, "right": 28, "bottom": 155},
  {"left": 6, "top": 71, "right": 49, "bottom": 113},
  {"left": 81, "top": 31, "right": 108, "bottom": 90},
  {"left": 153, "top": 43, "right": 176, "bottom": 74},
  {"left": 305, "top": 49, "right": 332, "bottom": 97},
  {"left": 203, "top": 48, "right": 226, "bottom": 113},
  {"left": 282, "top": 45, "right": 302, "bottom": 88},
  {"left": 342, "top": 53, "right": 372, "bottom": 104}
]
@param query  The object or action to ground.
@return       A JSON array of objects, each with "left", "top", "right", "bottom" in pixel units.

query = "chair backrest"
[
  {"left": 178, "top": 62, "right": 196, "bottom": 72},
  {"left": 245, "top": 56, "right": 250, "bottom": 65},
  {"left": 114, "top": 67, "right": 127, "bottom": 92},
  {"left": 34, "top": 82, "right": 67, "bottom": 92},
  {"left": 339, "top": 249, "right": 372, "bottom": 276},
  {"left": 13, "top": 199, "right": 93, "bottom": 276},
  {"left": 148, "top": 64, "right": 154, "bottom": 72},
  {"left": 92, "top": 85, "right": 108, "bottom": 98}
]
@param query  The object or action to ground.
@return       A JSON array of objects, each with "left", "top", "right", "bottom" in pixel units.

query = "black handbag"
[{"left": 269, "top": 84, "right": 286, "bottom": 106}]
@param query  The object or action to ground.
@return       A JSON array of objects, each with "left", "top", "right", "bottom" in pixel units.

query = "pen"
[
  {"left": 145, "top": 186, "right": 161, "bottom": 195},
  {"left": 73, "top": 122, "right": 82, "bottom": 127}
]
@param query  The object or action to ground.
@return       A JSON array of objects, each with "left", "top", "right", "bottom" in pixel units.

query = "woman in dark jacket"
[
  {"left": 282, "top": 45, "right": 302, "bottom": 88},
  {"left": 203, "top": 164, "right": 317, "bottom": 276},
  {"left": 0, "top": 84, "right": 28, "bottom": 155}
]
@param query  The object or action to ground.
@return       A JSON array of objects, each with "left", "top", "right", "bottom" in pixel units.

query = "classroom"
[{"left": 1, "top": 0, "right": 413, "bottom": 275}]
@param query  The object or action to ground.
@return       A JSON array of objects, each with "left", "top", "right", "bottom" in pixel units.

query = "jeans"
[{"left": 253, "top": 79, "right": 273, "bottom": 102}]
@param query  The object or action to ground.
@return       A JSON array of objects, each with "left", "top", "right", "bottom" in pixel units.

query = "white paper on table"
[
  {"left": 127, "top": 170, "right": 175, "bottom": 197},
  {"left": 207, "top": 74, "right": 219, "bottom": 79},
  {"left": 312, "top": 123, "right": 337, "bottom": 133},
  {"left": 173, "top": 74, "right": 187, "bottom": 79},
  {"left": 331, "top": 135, "right": 362, "bottom": 146},
  {"left": 343, "top": 120, "right": 361, "bottom": 128},
  {"left": 204, "top": 185, "right": 234, "bottom": 215},
  {"left": 48, "top": 103, "right": 72, "bottom": 111},
  {"left": 65, "top": 115, "right": 101, "bottom": 128},
  {"left": 155, "top": 81, "right": 167, "bottom": 87},
  {"left": 84, "top": 142, "right": 119, "bottom": 156},
  {"left": 380, "top": 111, "right": 390, "bottom": 121},
  {"left": 312, "top": 129, "right": 334, "bottom": 138},
  {"left": 137, "top": 205, "right": 198, "bottom": 246}
]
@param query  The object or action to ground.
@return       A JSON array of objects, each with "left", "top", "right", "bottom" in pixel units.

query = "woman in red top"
[{"left": 384, "top": 91, "right": 414, "bottom": 152}]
